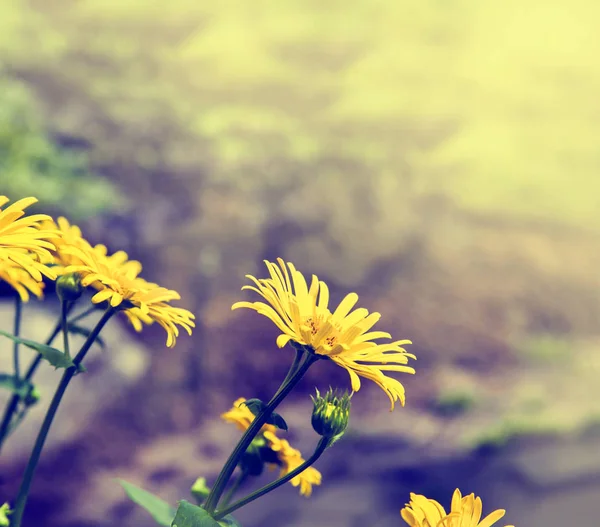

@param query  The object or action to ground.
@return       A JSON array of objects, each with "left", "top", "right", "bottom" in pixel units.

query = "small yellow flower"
[
  {"left": 401, "top": 489, "right": 514, "bottom": 527},
  {"left": 263, "top": 431, "right": 322, "bottom": 497},
  {"left": 61, "top": 244, "right": 195, "bottom": 347},
  {"left": 232, "top": 258, "right": 416, "bottom": 410},
  {"left": 40, "top": 216, "right": 94, "bottom": 270},
  {"left": 0, "top": 196, "right": 58, "bottom": 281},
  {"left": 221, "top": 398, "right": 322, "bottom": 497},
  {"left": 221, "top": 397, "right": 277, "bottom": 434},
  {"left": 0, "top": 260, "right": 45, "bottom": 301}
]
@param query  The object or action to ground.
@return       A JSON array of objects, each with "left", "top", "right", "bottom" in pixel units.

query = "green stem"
[
  {"left": 0, "top": 304, "right": 81, "bottom": 452},
  {"left": 9, "top": 308, "right": 115, "bottom": 527},
  {"left": 13, "top": 294, "right": 22, "bottom": 379},
  {"left": 203, "top": 351, "right": 318, "bottom": 514},
  {"left": 214, "top": 437, "right": 328, "bottom": 520},
  {"left": 0, "top": 303, "right": 97, "bottom": 448},
  {"left": 275, "top": 347, "right": 304, "bottom": 395},
  {"left": 220, "top": 470, "right": 248, "bottom": 509},
  {"left": 61, "top": 300, "right": 71, "bottom": 358}
]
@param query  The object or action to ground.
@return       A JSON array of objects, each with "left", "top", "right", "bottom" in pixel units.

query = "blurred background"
[{"left": 1, "top": 0, "right": 600, "bottom": 525}]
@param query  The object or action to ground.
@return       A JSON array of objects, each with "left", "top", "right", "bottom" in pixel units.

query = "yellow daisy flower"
[
  {"left": 263, "top": 431, "right": 322, "bottom": 497},
  {"left": 221, "top": 398, "right": 322, "bottom": 497},
  {"left": 61, "top": 244, "right": 195, "bottom": 347},
  {"left": 39, "top": 216, "right": 94, "bottom": 270},
  {"left": 232, "top": 258, "right": 416, "bottom": 410},
  {"left": 221, "top": 397, "right": 278, "bottom": 434},
  {"left": 0, "top": 260, "right": 45, "bottom": 302},
  {"left": 401, "top": 489, "right": 514, "bottom": 527},
  {"left": 0, "top": 196, "right": 58, "bottom": 281}
]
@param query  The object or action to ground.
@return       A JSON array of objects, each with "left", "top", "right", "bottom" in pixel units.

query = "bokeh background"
[{"left": 1, "top": 1, "right": 600, "bottom": 525}]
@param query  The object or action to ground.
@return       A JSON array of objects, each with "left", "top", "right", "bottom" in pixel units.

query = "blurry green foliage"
[
  {"left": 1, "top": 0, "right": 598, "bottom": 227},
  {"left": 0, "top": 74, "right": 125, "bottom": 219},
  {"left": 514, "top": 334, "right": 573, "bottom": 364},
  {"left": 434, "top": 389, "right": 476, "bottom": 417}
]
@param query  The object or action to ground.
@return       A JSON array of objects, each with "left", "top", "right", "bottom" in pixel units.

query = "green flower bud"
[
  {"left": 311, "top": 387, "right": 351, "bottom": 446},
  {"left": 0, "top": 502, "right": 11, "bottom": 527},
  {"left": 23, "top": 385, "right": 41, "bottom": 407},
  {"left": 190, "top": 477, "right": 211, "bottom": 505},
  {"left": 56, "top": 273, "right": 83, "bottom": 302}
]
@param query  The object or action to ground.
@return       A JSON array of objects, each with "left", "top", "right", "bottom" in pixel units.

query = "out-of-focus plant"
[{"left": 0, "top": 75, "right": 127, "bottom": 220}]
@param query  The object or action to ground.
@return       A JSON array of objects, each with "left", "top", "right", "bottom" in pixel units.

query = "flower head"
[
  {"left": 401, "top": 489, "right": 514, "bottom": 527},
  {"left": 61, "top": 244, "right": 195, "bottom": 347},
  {"left": 221, "top": 397, "right": 322, "bottom": 497},
  {"left": 264, "top": 431, "right": 322, "bottom": 497},
  {"left": 0, "top": 196, "right": 59, "bottom": 281},
  {"left": 311, "top": 387, "right": 351, "bottom": 444},
  {"left": 39, "top": 216, "right": 94, "bottom": 271},
  {"left": 0, "top": 260, "right": 45, "bottom": 302},
  {"left": 232, "top": 258, "right": 416, "bottom": 410}
]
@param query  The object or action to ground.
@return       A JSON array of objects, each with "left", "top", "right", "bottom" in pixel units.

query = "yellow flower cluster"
[
  {"left": 0, "top": 196, "right": 194, "bottom": 347},
  {"left": 221, "top": 397, "right": 322, "bottom": 497},
  {"left": 401, "top": 489, "right": 514, "bottom": 527},
  {"left": 232, "top": 258, "right": 416, "bottom": 410}
]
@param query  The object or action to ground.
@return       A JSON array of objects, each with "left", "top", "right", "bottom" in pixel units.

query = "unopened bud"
[
  {"left": 0, "top": 502, "right": 11, "bottom": 527},
  {"left": 56, "top": 273, "right": 83, "bottom": 302},
  {"left": 311, "top": 387, "right": 351, "bottom": 446},
  {"left": 23, "top": 386, "right": 41, "bottom": 407},
  {"left": 190, "top": 477, "right": 210, "bottom": 505}
]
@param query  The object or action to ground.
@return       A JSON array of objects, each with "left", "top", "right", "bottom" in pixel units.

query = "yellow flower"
[
  {"left": 263, "top": 431, "right": 322, "bottom": 497},
  {"left": 221, "top": 397, "right": 277, "bottom": 434},
  {"left": 0, "top": 260, "right": 45, "bottom": 302},
  {"left": 0, "top": 196, "right": 58, "bottom": 281},
  {"left": 39, "top": 216, "right": 94, "bottom": 270},
  {"left": 221, "top": 398, "right": 323, "bottom": 497},
  {"left": 401, "top": 489, "right": 514, "bottom": 527},
  {"left": 232, "top": 258, "right": 416, "bottom": 410},
  {"left": 62, "top": 244, "right": 195, "bottom": 347}
]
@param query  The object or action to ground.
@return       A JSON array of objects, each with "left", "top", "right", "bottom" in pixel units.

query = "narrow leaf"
[
  {"left": 0, "top": 331, "right": 74, "bottom": 370},
  {"left": 240, "top": 398, "right": 288, "bottom": 431},
  {"left": 119, "top": 479, "right": 176, "bottom": 527}
]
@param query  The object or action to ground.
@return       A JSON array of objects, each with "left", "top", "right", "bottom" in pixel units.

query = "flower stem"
[
  {"left": 203, "top": 351, "right": 318, "bottom": 514},
  {"left": 13, "top": 294, "right": 22, "bottom": 379},
  {"left": 214, "top": 437, "right": 328, "bottom": 520},
  {"left": 61, "top": 300, "right": 71, "bottom": 358},
  {"left": 0, "top": 304, "right": 82, "bottom": 452},
  {"left": 220, "top": 470, "right": 248, "bottom": 509},
  {"left": 9, "top": 308, "right": 115, "bottom": 527}
]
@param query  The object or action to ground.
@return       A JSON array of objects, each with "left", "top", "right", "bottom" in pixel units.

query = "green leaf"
[
  {"left": 0, "top": 373, "right": 32, "bottom": 398},
  {"left": 119, "top": 479, "right": 176, "bottom": 527},
  {"left": 0, "top": 331, "right": 74, "bottom": 370},
  {"left": 267, "top": 412, "right": 288, "bottom": 431},
  {"left": 66, "top": 323, "right": 106, "bottom": 349},
  {"left": 240, "top": 398, "right": 288, "bottom": 431},
  {"left": 171, "top": 501, "right": 241, "bottom": 527}
]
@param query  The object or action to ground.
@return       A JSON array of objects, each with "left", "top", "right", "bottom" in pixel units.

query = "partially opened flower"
[
  {"left": 62, "top": 244, "right": 195, "bottom": 347},
  {"left": 0, "top": 196, "right": 58, "bottom": 281},
  {"left": 232, "top": 258, "right": 416, "bottom": 410},
  {"left": 221, "top": 397, "right": 322, "bottom": 497},
  {"left": 401, "top": 489, "right": 514, "bottom": 527}
]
